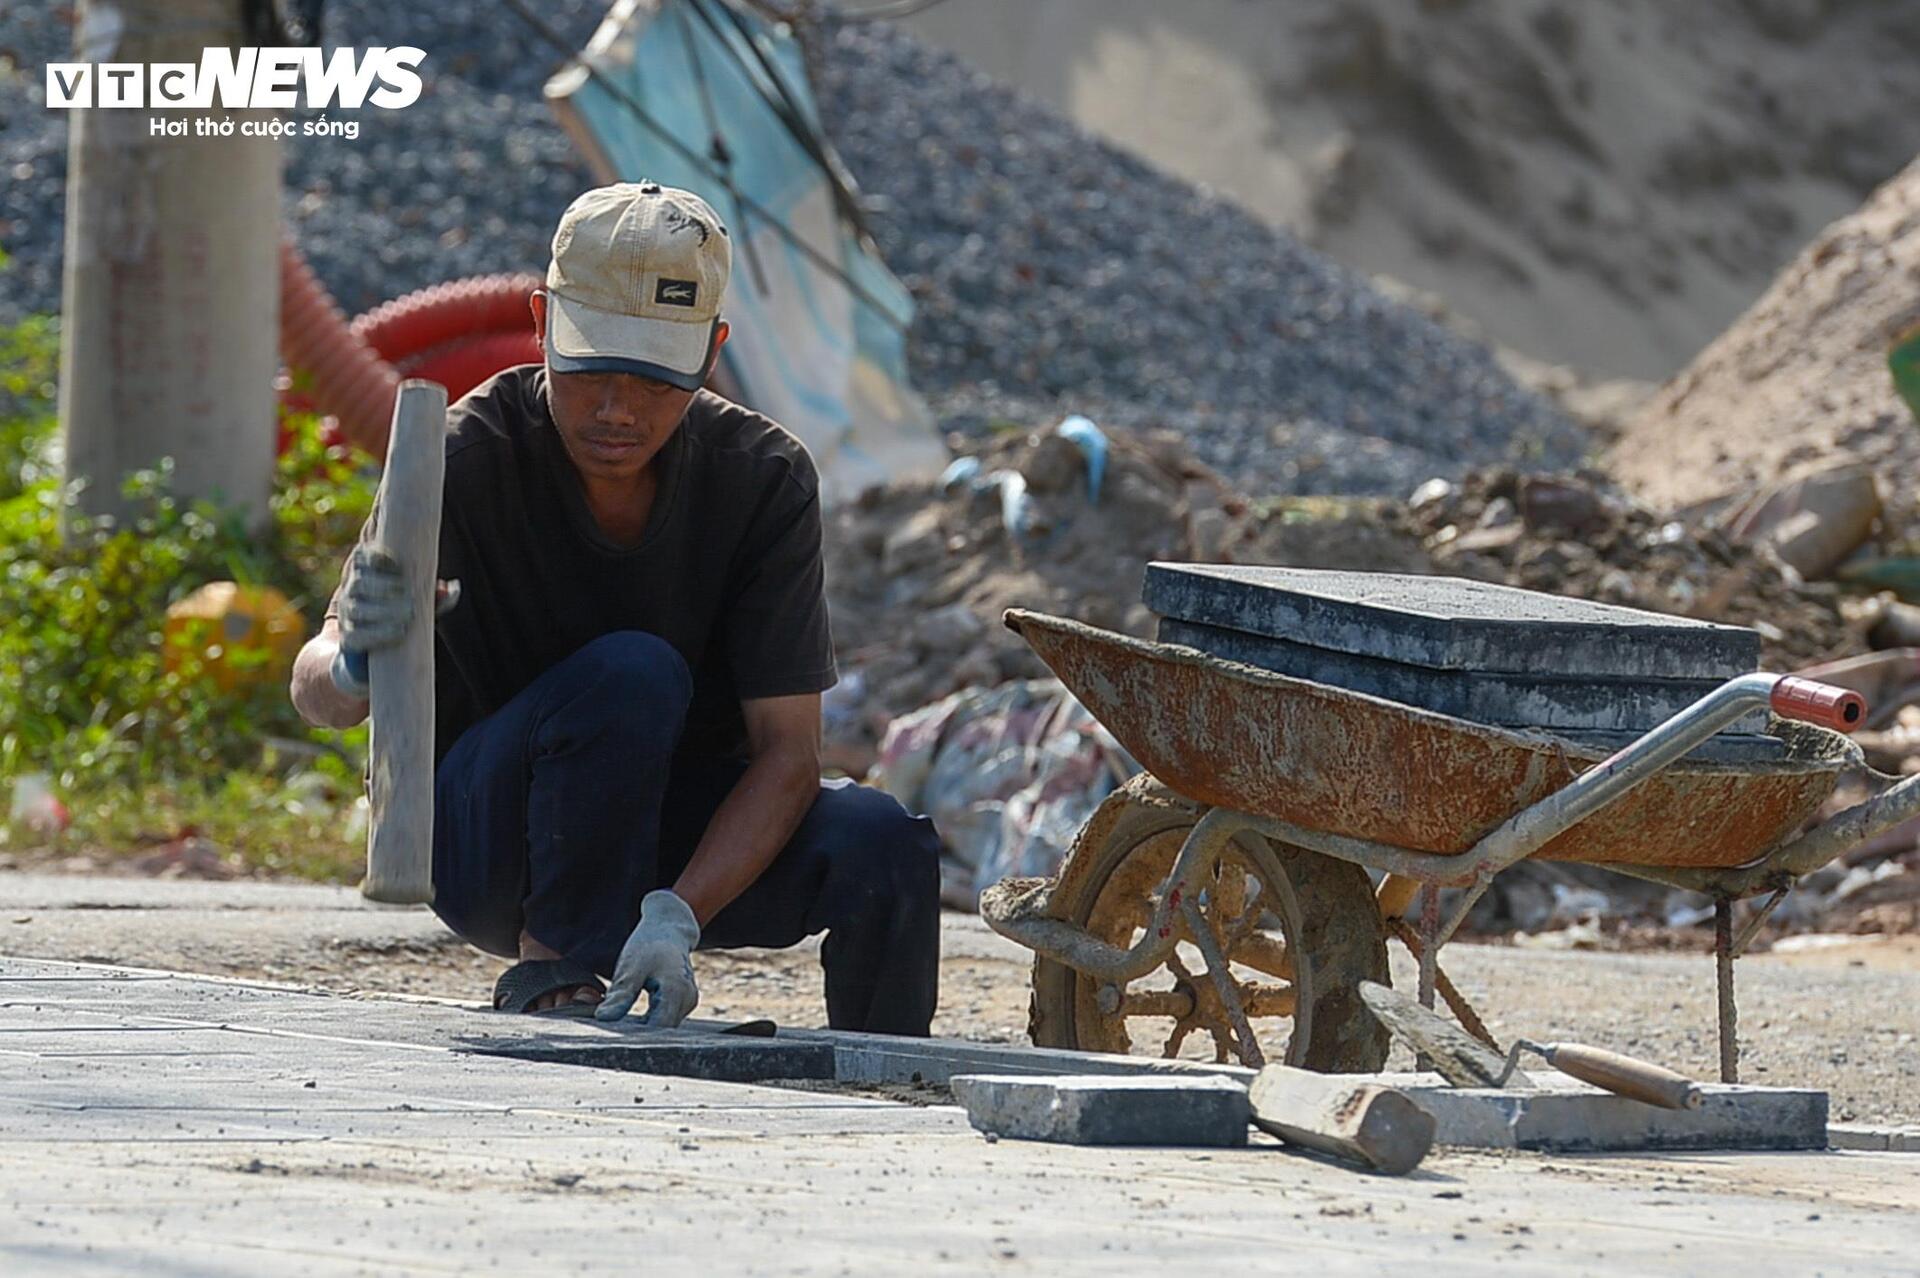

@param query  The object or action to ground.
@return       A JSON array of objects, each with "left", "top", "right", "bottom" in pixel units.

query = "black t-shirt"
[{"left": 328, "top": 366, "right": 837, "bottom": 765}]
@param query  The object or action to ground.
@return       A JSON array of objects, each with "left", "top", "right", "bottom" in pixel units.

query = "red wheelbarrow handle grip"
[{"left": 1770, "top": 677, "right": 1867, "bottom": 733}]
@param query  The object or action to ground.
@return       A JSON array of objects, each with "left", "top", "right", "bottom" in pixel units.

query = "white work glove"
[
  {"left": 595, "top": 889, "right": 701, "bottom": 1027},
  {"left": 330, "top": 545, "right": 460, "bottom": 697}
]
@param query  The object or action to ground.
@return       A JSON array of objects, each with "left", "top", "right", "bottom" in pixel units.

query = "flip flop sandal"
[{"left": 492, "top": 957, "right": 605, "bottom": 1013}]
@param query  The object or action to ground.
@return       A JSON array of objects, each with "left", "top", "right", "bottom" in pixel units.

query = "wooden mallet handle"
[{"left": 362, "top": 380, "right": 446, "bottom": 905}]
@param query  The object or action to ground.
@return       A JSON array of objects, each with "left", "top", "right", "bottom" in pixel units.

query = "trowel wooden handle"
[{"left": 1539, "top": 1043, "right": 1704, "bottom": 1110}]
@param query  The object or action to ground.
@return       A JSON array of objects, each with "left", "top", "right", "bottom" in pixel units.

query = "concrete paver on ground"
[{"left": 0, "top": 955, "right": 1914, "bottom": 1274}]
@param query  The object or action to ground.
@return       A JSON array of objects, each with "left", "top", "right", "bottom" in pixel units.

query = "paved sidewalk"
[
  {"left": 0, "top": 956, "right": 1915, "bottom": 1274},
  {"left": 2, "top": 873, "right": 1917, "bottom": 1123}
]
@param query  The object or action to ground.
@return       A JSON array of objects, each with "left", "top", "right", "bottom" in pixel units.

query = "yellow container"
[{"left": 162, "top": 582, "right": 307, "bottom": 693}]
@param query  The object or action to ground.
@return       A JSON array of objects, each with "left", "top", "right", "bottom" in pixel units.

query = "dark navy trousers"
[{"left": 430, "top": 631, "right": 942, "bottom": 1036}]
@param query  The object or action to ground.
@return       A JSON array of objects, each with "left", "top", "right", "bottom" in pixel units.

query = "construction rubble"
[
  {"left": 823, "top": 403, "right": 1920, "bottom": 938},
  {"left": 820, "top": 418, "right": 1428, "bottom": 766},
  {"left": 1404, "top": 468, "right": 1860, "bottom": 673}
]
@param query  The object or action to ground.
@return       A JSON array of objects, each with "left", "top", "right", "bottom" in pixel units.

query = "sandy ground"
[
  {"left": 900, "top": 0, "right": 1920, "bottom": 382},
  {"left": 1, "top": 872, "right": 1914, "bottom": 1125}
]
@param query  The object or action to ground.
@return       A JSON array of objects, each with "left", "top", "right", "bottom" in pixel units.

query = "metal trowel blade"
[{"left": 1359, "top": 980, "right": 1532, "bottom": 1089}]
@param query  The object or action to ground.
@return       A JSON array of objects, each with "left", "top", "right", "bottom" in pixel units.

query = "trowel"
[{"left": 1359, "top": 981, "right": 1704, "bottom": 1111}]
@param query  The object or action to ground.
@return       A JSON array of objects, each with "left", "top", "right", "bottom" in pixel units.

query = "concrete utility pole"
[{"left": 57, "top": 0, "right": 281, "bottom": 530}]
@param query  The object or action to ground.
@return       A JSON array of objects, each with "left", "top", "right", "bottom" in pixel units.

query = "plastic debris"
[
  {"left": 939, "top": 455, "right": 983, "bottom": 493},
  {"left": 6, "top": 774, "right": 70, "bottom": 839},
  {"left": 1053, "top": 415, "right": 1109, "bottom": 505},
  {"left": 870, "top": 680, "right": 1137, "bottom": 909},
  {"left": 991, "top": 468, "right": 1035, "bottom": 539}
]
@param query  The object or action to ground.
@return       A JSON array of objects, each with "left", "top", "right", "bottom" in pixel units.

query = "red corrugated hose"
[
  {"left": 278, "top": 238, "right": 402, "bottom": 457},
  {"left": 352, "top": 273, "right": 543, "bottom": 366},
  {"left": 278, "top": 239, "right": 542, "bottom": 458},
  {"left": 397, "top": 329, "right": 543, "bottom": 397}
]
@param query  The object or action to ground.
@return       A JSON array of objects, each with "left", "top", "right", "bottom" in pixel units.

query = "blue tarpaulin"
[{"left": 546, "top": 0, "right": 942, "bottom": 501}]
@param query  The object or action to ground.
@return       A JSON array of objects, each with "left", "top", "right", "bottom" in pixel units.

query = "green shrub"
[
  {"left": 1, "top": 315, "right": 377, "bottom": 872},
  {"left": 0, "top": 456, "right": 337, "bottom": 788},
  {"left": 0, "top": 310, "right": 59, "bottom": 502}
]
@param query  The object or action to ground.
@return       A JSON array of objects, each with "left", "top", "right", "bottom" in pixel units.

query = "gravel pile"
[
  {"left": 0, "top": 4, "right": 76, "bottom": 334},
  {"left": 810, "top": 19, "right": 1585, "bottom": 494},
  {"left": 275, "top": 1, "right": 607, "bottom": 318},
  {"left": 2, "top": 4, "right": 1583, "bottom": 494}
]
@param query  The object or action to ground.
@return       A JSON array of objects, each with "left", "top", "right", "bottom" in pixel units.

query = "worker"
[{"left": 289, "top": 183, "right": 941, "bottom": 1034}]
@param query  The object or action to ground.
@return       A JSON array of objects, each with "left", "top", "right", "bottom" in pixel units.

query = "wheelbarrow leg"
[
  {"left": 1414, "top": 883, "right": 1441, "bottom": 1074},
  {"left": 1417, "top": 883, "right": 1440, "bottom": 1011},
  {"left": 1715, "top": 898, "right": 1739, "bottom": 1084}
]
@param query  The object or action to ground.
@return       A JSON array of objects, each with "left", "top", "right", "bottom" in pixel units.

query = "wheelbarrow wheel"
[{"left": 1029, "top": 774, "right": 1390, "bottom": 1071}]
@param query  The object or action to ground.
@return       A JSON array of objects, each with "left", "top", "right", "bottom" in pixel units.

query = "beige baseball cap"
[{"left": 543, "top": 182, "right": 732, "bottom": 390}]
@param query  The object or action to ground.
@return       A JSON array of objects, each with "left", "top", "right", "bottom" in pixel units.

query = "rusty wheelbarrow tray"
[
  {"left": 989, "top": 609, "right": 1920, "bottom": 1079},
  {"left": 1004, "top": 609, "right": 1863, "bottom": 877}
]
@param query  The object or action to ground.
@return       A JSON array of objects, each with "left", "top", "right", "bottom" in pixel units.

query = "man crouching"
[{"left": 290, "top": 182, "right": 941, "bottom": 1033}]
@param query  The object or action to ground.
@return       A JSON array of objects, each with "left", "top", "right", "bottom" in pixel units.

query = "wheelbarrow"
[{"left": 980, "top": 608, "right": 1914, "bottom": 1081}]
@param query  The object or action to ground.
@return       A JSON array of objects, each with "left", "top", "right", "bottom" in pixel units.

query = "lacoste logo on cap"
[{"left": 655, "top": 279, "right": 699, "bottom": 307}]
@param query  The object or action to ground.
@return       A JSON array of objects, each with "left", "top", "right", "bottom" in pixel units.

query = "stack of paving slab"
[
  {"left": 1143, "top": 563, "right": 1781, "bottom": 762},
  {"left": 945, "top": 1069, "right": 1828, "bottom": 1155}
]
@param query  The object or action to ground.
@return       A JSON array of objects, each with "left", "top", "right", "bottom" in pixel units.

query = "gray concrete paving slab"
[
  {"left": 812, "top": 1028, "right": 1250, "bottom": 1085},
  {"left": 3, "top": 874, "right": 1917, "bottom": 1127},
  {"left": 0, "top": 956, "right": 1222, "bottom": 1093},
  {"left": 1829, "top": 1123, "right": 1920, "bottom": 1152},
  {"left": 951, "top": 1073, "right": 1251, "bottom": 1145},
  {"left": 1395, "top": 1074, "right": 1826, "bottom": 1151},
  {"left": 1157, "top": 616, "right": 1777, "bottom": 748},
  {"left": 0, "top": 957, "right": 1914, "bottom": 1273},
  {"left": 15, "top": 956, "right": 1823, "bottom": 1155},
  {"left": 1143, "top": 563, "right": 1761, "bottom": 677}
]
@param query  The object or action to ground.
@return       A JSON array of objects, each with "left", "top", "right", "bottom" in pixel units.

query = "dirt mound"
[
  {"left": 820, "top": 426, "right": 1427, "bottom": 759},
  {"left": 821, "top": 426, "right": 1858, "bottom": 765},
  {"left": 1408, "top": 470, "right": 1860, "bottom": 672},
  {"left": 898, "top": 0, "right": 1920, "bottom": 381},
  {"left": 1610, "top": 157, "right": 1920, "bottom": 511}
]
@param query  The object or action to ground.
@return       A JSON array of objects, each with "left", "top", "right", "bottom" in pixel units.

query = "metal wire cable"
[
  {"left": 687, "top": 0, "right": 877, "bottom": 245},
  {"left": 671, "top": 0, "right": 773, "bottom": 294},
  {"left": 827, "top": 0, "right": 959, "bottom": 21}
]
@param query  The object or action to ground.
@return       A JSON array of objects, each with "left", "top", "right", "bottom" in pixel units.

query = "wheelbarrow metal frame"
[{"left": 986, "top": 610, "right": 1920, "bottom": 1082}]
